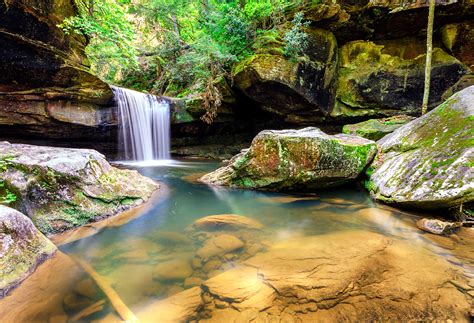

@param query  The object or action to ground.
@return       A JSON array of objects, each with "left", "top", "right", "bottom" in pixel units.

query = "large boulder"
[
  {"left": 0, "top": 205, "right": 56, "bottom": 298},
  {"left": 0, "top": 0, "right": 115, "bottom": 141},
  {"left": 342, "top": 115, "right": 415, "bottom": 140},
  {"left": 365, "top": 86, "right": 474, "bottom": 210},
  {"left": 199, "top": 127, "right": 377, "bottom": 191},
  {"left": 0, "top": 142, "right": 158, "bottom": 234},
  {"left": 233, "top": 28, "right": 338, "bottom": 124},
  {"left": 332, "top": 40, "right": 469, "bottom": 118}
]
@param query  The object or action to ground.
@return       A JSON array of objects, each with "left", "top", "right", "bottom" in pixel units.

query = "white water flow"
[{"left": 113, "top": 86, "right": 170, "bottom": 161}]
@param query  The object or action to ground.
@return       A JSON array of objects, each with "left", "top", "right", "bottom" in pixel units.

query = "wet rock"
[
  {"left": 332, "top": 40, "right": 468, "bottom": 118},
  {"left": 0, "top": 205, "right": 56, "bottom": 298},
  {"left": 202, "top": 260, "right": 222, "bottom": 272},
  {"left": 0, "top": 142, "right": 158, "bottom": 234},
  {"left": 153, "top": 259, "right": 193, "bottom": 282},
  {"left": 416, "top": 218, "right": 462, "bottom": 235},
  {"left": 200, "top": 127, "right": 377, "bottom": 191},
  {"left": 197, "top": 234, "right": 245, "bottom": 261},
  {"left": 137, "top": 230, "right": 471, "bottom": 321},
  {"left": 191, "top": 214, "right": 263, "bottom": 231},
  {"left": 184, "top": 277, "right": 202, "bottom": 288},
  {"left": 342, "top": 115, "right": 415, "bottom": 140},
  {"left": 73, "top": 278, "right": 99, "bottom": 300},
  {"left": 138, "top": 287, "right": 203, "bottom": 322},
  {"left": 365, "top": 86, "right": 474, "bottom": 210}
]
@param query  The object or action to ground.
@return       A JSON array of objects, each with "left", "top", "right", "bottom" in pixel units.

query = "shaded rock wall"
[
  {"left": 0, "top": 0, "right": 472, "bottom": 158},
  {"left": 0, "top": 0, "right": 115, "bottom": 148}
]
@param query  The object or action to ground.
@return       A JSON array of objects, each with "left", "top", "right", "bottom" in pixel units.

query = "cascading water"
[{"left": 113, "top": 86, "right": 170, "bottom": 161}]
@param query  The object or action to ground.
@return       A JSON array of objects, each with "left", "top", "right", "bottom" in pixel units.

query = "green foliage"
[
  {"left": 0, "top": 181, "right": 17, "bottom": 204},
  {"left": 59, "top": 0, "right": 138, "bottom": 81},
  {"left": 60, "top": 0, "right": 311, "bottom": 122},
  {"left": 284, "top": 13, "right": 309, "bottom": 58}
]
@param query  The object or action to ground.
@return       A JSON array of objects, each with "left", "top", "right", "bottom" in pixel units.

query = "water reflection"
[{"left": 0, "top": 160, "right": 472, "bottom": 321}]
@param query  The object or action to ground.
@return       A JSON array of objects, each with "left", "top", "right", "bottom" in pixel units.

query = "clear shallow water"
[{"left": 2, "top": 160, "right": 473, "bottom": 321}]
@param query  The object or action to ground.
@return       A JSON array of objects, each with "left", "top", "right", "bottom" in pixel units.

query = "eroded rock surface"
[
  {"left": 137, "top": 230, "right": 472, "bottom": 321},
  {"left": 0, "top": 205, "right": 56, "bottom": 298},
  {"left": 200, "top": 127, "right": 377, "bottom": 191},
  {"left": 365, "top": 85, "right": 474, "bottom": 210},
  {"left": 0, "top": 142, "right": 158, "bottom": 234}
]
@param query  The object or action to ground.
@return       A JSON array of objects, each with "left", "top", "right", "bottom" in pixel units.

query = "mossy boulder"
[
  {"left": 332, "top": 40, "right": 468, "bottom": 119},
  {"left": 365, "top": 86, "right": 474, "bottom": 210},
  {"left": 0, "top": 142, "right": 158, "bottom": 234},
  {"left": 199, "top": 127, "right": 377, "bottom": 191},
  {"left": 342, "top": 115, "right": 415, "bottom": 140},
  {"left": 0, "top": 205, "right": 56, "bottom": 298},
  {"left": 233, "top": 28, "right": 338, "bottom": 124}
]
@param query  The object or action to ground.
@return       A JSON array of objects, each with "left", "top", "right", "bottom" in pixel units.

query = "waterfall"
[{"left": 113, "top": 86, "right": 171, "bottom": 161}]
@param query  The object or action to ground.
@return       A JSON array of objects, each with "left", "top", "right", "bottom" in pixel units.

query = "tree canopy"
[{"left": 60, "top": 0, "right": 310, "bottom": 97}]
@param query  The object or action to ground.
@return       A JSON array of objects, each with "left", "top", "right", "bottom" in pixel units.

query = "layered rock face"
[
  {"left": 0, "top": 142, "right": 158, "bottom": 234},
  {"left": 365, "top": 86, "right": 474, "bottom": 210},
  {"left": 0, "top": 0, "right": 115, "bottom": 141},
  {"left": 200, "top": 127, "right": 377, "bottom": 190},
  {"left": 232, "top": 0, "right": 472, "bottom": 125},
  {"left": 0, "top": 205, "right": 56, "bottom": 298}
]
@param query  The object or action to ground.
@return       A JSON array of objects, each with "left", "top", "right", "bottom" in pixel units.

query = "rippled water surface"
[{"left": 1, "top": 160, "right": 472, "bottom": 321}]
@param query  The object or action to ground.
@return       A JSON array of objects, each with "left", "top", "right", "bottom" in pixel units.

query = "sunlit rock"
[
  {"left": 196, "top": 234, "right": 245, "bottom": 261},
  {"left": 137, "top": 230, "right": 471, "bottom": 321},
  {"left": 0, "top": 205, "right": 56, "bottom": 298},
  {"left": 0, "top": 142, "right": 158, "bottom": 234},
  {"left": 191, "top": 214, "right": 263, "bottom": 231},
  {"left": 200, "top": 127, "right": 377, "bottom": 191},
  {"left": 365, "top": 86, "right": 474, "bottom": 211},
  {"left": 153, "top": 258, "right": 193, "bottom": 282}
]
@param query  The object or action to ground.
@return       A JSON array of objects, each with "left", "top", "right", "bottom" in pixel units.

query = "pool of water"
[{"left": 1, "top": 160, "right": 473, "bottom": 321}]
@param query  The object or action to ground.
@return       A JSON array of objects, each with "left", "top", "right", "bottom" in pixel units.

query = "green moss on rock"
[
  {"left": 0, "top": 142, "right": 159, "bottom": 235},
  {"left": 366, "top": 86, "right": 474, "bottom": 211},
  {"left": 200, "top": 127, "right": 377, "bottom": 191},
  {"left": 0, "top": 205, "right": 56, "bottom": 298}
]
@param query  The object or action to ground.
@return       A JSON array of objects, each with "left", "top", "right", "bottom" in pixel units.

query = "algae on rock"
[
  {"left": 0, "top": 205, "right": 57, "bottom": 298},
  {"left": 0, "top": 142, "right": 158, "bottom": 234},
  {"left": 365, "top": 85, "right": 474, "bottom": 210},
  {"left": 200, "top": 127, "right": 377, "bottom": 191}
]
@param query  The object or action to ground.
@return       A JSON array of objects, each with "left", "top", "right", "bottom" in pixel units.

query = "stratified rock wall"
[{"left": 0, "top": 0, "right": 115, "bottom": 142}]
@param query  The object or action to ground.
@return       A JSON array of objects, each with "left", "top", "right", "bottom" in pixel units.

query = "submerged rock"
[
  {"left": 137, "top": 230, "right": 471, "bottom": 321},
  {"left": 0, "top": 205, "right": 56, "bottom": 298},
  {"left": 191, "top": 214, "right": 263, "bottom": 231},
  {"left": 199, "top": 127, "right": 377, "bottom": 191},
  {"left": 196, "top": 234, "right": 245, "bottom": 261},
  {"left": 342, "top": 115, "right": 415, "bottom": 140},
  {"left": 416, "top": 218, "right": 462, "bottom": 235},
  {"left": 0, "top": 142, "right": 158, "bottom": 234},
  {"left": 365, "top": 86, "right": 474, "bottom": 210}
]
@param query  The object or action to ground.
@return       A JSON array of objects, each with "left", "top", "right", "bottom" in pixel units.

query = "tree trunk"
[{"left": 421, "top": 0, "right": 436, "bottom": 115}]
